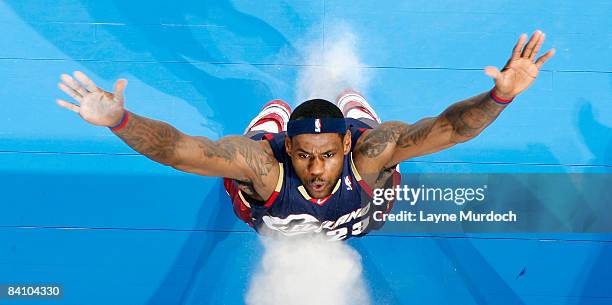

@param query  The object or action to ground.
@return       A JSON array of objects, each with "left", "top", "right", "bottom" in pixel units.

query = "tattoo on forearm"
[
  {"left": 113, "top": 112, "right": 274, "bottom": 177},
  {"left": 113, "top": 112, "right": 181, "bottom": 164},
  {"left": 443, "top": 92, "right": 506, "bottom": 139},
  {"left": 358, "top": 92, "right": 506, "bottom": 160},
  {"left": 396, "top": 118, "right": 437, "bottom": 148}
]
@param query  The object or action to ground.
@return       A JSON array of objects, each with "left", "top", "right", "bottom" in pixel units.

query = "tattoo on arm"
[
  {"left": 357, "top": 91, "right": 506, "bottom": 160},
  {"left": 187, "top": 136, "right": 274, "bottom": 176},
  {"left": 112, "top": 111, "right": 181, "bottom": 165},
  {"left": 396, "top": 118, "right": 437, "bottom": 148},
  {"left": 356, "top": 126, "right": 399, "bottom": 158},
  {"left": 357, "top": 119, "right": 438, "bottom": 158},
  {"left": 113, "top": 112, "right": 274, "bottom": 178},
  {"left": 442, "top": 92, "right": 507, "bottom": 141}
]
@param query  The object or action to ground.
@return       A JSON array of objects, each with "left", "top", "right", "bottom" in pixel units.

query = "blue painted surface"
[{"left": 0, "top": 0, "right": 611, "bottom": 304}]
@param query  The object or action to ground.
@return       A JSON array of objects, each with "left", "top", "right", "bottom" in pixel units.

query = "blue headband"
[{"left": 287, "top": 118, "right": 347, "bottom": 137}]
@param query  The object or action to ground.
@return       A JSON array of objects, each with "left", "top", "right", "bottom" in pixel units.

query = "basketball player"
[{"left": 56, "top": 31, "right": 554, "bottom": 240}]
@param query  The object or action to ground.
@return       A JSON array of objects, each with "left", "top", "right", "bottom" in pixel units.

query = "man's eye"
[
  {"left": 323, "top": 153, "right": 334, "bottom": 158},
  {"left": 298, "top": 154, "right": 309, "bottom": 159}
]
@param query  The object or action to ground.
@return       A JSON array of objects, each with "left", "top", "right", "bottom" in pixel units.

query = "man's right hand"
[{"left": 56, "top": 71, "right": 127, "bottom": 127}]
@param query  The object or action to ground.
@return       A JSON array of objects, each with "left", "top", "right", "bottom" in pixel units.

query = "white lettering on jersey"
[
  {"left": 261, "top": 214, "right": 320, "bottom": 236},
  {"left": 260, "top": 203, "right": 373, "bottom": 240}
]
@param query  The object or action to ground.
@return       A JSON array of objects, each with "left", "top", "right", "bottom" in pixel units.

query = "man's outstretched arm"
[
  {"left": 110, "top": 111, "right": 276, "bottom": 180},
  {"left": 355, "top": 30, "right": 555, "bottom": 171},
  {"left": 357, "top": 91, "right": 504, "bottom": 164},
  {"left": 56, "top": 71, "right": 278, "bottom": 198}
]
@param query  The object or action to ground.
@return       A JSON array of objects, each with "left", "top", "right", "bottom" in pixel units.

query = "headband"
[{"left": 287, "top": 118, "right": 347, "bottom": 137}]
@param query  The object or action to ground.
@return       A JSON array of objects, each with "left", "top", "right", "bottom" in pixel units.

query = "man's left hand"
[{"left": 485, "top": 30, "right": 556, "bottom": 99}]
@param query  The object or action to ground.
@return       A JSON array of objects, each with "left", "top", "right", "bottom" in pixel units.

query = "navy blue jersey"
[{"left": 224, "top": 118, "right": 400, "bottom": 240}]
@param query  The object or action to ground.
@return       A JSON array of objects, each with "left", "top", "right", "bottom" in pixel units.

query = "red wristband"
[
  {"left": 110, "top": 111, "right": 129, "bottom": 132},
  {"left": 490, "top": 88, "right": 514, "bottom": 104}
]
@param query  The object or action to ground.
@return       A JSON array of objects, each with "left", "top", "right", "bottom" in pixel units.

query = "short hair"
[
  {"left": 289, "top": 99, "right": 345, "bottom": 138},
  {"left": 290, "top": 99, "right": 344, "bottom": 121}
]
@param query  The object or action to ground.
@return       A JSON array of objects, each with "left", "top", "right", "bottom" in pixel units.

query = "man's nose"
[{"left": 308, "top": 157, "right": 325, "bottom": 176}]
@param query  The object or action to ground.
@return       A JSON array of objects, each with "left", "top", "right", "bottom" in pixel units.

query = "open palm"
[
  {"left": 485, "top": 31, "right": 556, "bottom": 99},
  {"left": 56, "top": 71, "right": 127, "bottom": 127}
]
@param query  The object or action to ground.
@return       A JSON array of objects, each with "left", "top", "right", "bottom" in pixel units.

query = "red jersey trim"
[{"left": 222, "top": 163, "right": 284, "bottom": 223}]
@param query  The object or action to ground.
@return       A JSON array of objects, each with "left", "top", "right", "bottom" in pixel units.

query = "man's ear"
[
  {"left": 343, "top": 130, "right": 352, "bottom": 155},
  {"left": 285, "top": 134, "right": 293, "bottom": 157}
]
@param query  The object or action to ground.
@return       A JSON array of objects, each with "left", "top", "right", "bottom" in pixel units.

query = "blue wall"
[{"left": 1, "top": 1, "right": 611, "bottom": 304}]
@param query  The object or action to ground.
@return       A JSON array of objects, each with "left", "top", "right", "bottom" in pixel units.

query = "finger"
[
  {"left": 511, "top": 33, "right": 527, "bottom": 60},
  {"left": 113, "top": 79, "right": 128, "bottom": 101},
  {"left": 535, "top": 48, "right": 556, "bottom": 69},
  {"left": 73, "top": 71, "right": 99, "bottom": 93},
  {"left": 521, "top": 30, "right": 542, "bottom": 58},
  {"left": 61, "top": 74, "right": 88, "bottom": 97},
  {"left": 484, "top": 66, "right": 502, "bottom": 80},
  {"left": 58, "top": 83, "right": 83, "bottom": 103},
  {"left": 56, "top": 99, "right": 80, "bottom": 113},
  {"left": 529, "top": 32, "right": 545, "bottom": 60}
]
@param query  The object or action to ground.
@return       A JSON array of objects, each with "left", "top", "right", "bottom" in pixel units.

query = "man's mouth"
[{"left": 309, "top": 181, "right": 326, "bottom": 192}]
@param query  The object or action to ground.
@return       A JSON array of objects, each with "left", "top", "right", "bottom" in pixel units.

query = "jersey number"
[{"left": 326, "top": 217, "right": 370, "bottom": 240}]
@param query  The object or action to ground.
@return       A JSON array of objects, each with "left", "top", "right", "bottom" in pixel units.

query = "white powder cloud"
[
  {"left": 245, "top": 234, "right": 371, "bottom": 305},
  {"left": 295, "top": 23, "right": 370, "bottom": 104}
]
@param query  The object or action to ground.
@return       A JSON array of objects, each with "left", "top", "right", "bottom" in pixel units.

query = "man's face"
[{"left": 285, "top": 132, "right": 351, "bottom": 199}]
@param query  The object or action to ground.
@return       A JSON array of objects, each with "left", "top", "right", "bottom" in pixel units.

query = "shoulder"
[
  {"left": 352, "top": 121, "right": 407, "bottom": 184},
  {"left": 231, "top": 139, "right": 281, "bottom": 203},
  {"left": 354, "top": 121, "right": 408, "bottom": 158}
]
